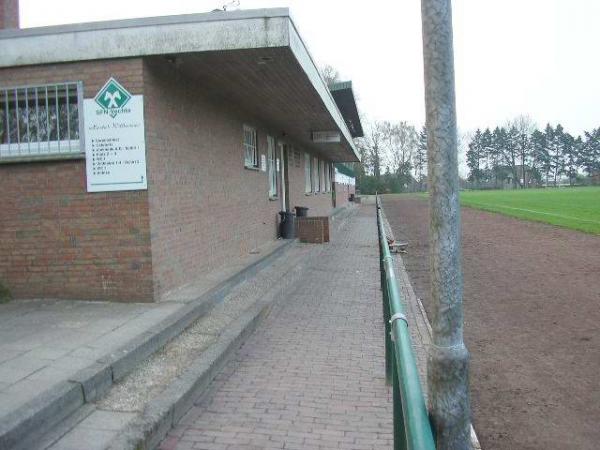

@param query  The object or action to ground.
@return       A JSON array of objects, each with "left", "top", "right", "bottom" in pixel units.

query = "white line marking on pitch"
[{"left": 467, "top": 203, "right": 600, "bottom": 225}]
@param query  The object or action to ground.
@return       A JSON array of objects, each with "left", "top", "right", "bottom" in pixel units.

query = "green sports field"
[{"left": 459, "top": 187, "right": 600, "bottom": 235}]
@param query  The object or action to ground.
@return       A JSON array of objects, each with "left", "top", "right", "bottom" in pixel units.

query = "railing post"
[
  {"left": 392, "top": 353, "right": 407, "bottom": 450},
  {"left": 383, "top": 282, "right": 393, "bottom": 384},
  {"left": 378, "top": 195, "right": 393, "bottom": 385},
  {"left": 420, "top": 0, "right": 471, "bottom": 448}
]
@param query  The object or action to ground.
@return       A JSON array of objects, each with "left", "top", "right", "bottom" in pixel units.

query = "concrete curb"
[
  {"left": 0, "top": 240, "right": 294, "bottom": 450},
  {"left": 107, "top": 292, "right": 273, "bottom": 450},
  {"left": 104, "top": 238, "right": 294, "bottom": 386},
  {"left": 0, "top": 381, "right": 84, "bottom": 450}
]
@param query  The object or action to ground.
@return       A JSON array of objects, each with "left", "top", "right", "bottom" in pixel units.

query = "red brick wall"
[
  {"left": 142, "top": 59, "right": 336, "bottom": 299},
  {"left": 0, "top": 59, "right": 154, "bottom": 301},
  {"left": 0, "top": 56, "right": 345, "bottom": 302},
  {"left": 0, "top": 0, "right": 19, "bottom": 29}
]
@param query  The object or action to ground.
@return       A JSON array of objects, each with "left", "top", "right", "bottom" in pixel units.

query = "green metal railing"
[{"left": 376, "top": 195, "right": 435, "bottom": 450}]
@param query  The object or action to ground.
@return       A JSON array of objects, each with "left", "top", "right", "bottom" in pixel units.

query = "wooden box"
[{"left": 296, "top": 216, "right": 330, "bottom": 244}]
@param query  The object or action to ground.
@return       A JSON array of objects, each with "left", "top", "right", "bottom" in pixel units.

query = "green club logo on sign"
[{"left": 94, "top": 78, "right": 132, "bottom": 118}]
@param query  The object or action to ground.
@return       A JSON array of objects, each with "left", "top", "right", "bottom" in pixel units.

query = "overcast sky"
[{"left": 20, "top": 0, "right": 600, "bottom": 137}]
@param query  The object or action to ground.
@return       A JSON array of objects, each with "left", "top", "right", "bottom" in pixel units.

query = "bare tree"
[
  {"left": 457, "top": 128, "right": 470, "bottom": 181},
  {"left": 414, "top": 126, "right": 428, "bottom": 189},
  {"left": 386, "top": 121, "right": 418, "bottom": 178},
  {"left": 369, "top": 122, "right": 386, "bottom": 178},
  {"left": 356, "top": 121, "right": 386, "bottom": 178},
  {"left": 320, "top": 64, "right": 341, "bottom": 86}
]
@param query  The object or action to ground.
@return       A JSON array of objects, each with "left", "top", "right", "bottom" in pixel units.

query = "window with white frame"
[
  {"left": 324, "top": 162, "right": 331, "bottom": 192},
  {"left": 304, "top": 152, "right": 312, "bottom": 193},
  {"left": 267, "top": 135, "right": 278, "bottom": 197},
  {"left": 243, "top": 125, "right": 258, "bottom": 168},
  {"left": 317, "top": 159, "right": 321, "bottom": 192},
  {"left": 0, "top": 82, "right": 82, "bottom": 160},
  {"left": 313, "top": 157, "right": 320, "bottom": 192}
]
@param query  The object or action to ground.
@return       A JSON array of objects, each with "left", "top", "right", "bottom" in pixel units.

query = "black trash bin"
[
  {"left": 294, "top": 206, "right": 309, "bottom": 217},
  {"left": 279, "top": 211, "right": 295, "bottom": 239}
]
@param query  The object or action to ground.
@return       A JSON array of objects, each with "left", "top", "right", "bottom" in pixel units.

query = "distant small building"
[{"left": 0, "top": 4, "right": 363, "bottom": 302}]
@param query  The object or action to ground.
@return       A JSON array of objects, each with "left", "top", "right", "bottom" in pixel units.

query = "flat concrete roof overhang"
[
  {"left": 0, "top": 8, "right": 359, "bottom": 162},
  {"left": 329, "top": 81, "right": 364, "bottom": 138}
]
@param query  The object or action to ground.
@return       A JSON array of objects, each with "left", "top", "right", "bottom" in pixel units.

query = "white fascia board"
[
  {"left": 0, "top": 7, "right": 359, "bottom": 161},
  {"left": 0, "top": 9, "right": 290, "bottom": 68},
  {"left": 287, "top": 18, "right": 359, "bottom": 161}
]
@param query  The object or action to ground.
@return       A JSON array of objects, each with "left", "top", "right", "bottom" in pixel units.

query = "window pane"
[
  {"left": 267, "top": 136, "right": 276, "bottom": 196},
  {"left": 313, "top": 157, "right": 319, "bottom": 192},
  {"left": 0, "top": 82, "right": 81, "bottom": 159},
  {"left": 243, "top": 126, "right": 258, "bottom": 167},
  {"left": 304, "top": 152, "right": 311, "bottom": 192},
  {"left": 320, "top": 161, "right": 325, "bottom": 192}
]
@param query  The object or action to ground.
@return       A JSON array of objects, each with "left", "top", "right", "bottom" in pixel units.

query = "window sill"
[
  {"left": 0, "top": 151, "right": 85, "bottom": 164},
  {"left": 304, "top": 192, "right": 313, "bottom": 196},
  {"left": 268, "top": 195, "right": 279, "bottom": 201},
  {"left": 244, "top": 165, "right": 260, "bottom": 171}
]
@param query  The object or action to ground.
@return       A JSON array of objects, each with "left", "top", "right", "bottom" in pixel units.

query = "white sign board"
[{"left": 84, "top": 78, "right": 147, "bottom": 192}]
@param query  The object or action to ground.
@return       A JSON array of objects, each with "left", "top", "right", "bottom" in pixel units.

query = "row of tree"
[
  {"left": 320, "top": 65, "right": 599, "bottom": 193},
  {"left": 354, "top": 121, "right": 428, "bottom": 194},
  {"left": 353, "top": 118, "right": 600, "bottom": 193},
  {"left": 466, "top": 117, "right": 600, "bottom": 188}
]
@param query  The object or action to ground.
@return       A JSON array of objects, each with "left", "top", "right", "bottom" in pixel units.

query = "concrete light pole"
[{"left": 420, "top": 0, "right": 471, "bottom": 449}]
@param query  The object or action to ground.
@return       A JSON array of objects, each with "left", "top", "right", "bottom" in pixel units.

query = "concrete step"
[
  {"left": 30, "top": 241, "right": 318, "bottom": 450},
  {"left": 0, "top": 240, "right": 295, "bottom": 450},
  {"left": 1, "top": 205, "right": 358, "bottom": 450}
]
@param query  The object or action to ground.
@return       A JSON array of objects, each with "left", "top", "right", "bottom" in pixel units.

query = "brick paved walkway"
[{"left": 160, "top": 206, "right": 392, "bottom": 450}]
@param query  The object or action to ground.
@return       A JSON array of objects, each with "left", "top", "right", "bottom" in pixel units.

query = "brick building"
[{"left": 0, "top": 6, "right": 361, "bottom": 302}]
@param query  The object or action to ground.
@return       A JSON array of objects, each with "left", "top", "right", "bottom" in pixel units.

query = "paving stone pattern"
[{"left": 161, "top": 206, "right": 393, "bottom": 450}]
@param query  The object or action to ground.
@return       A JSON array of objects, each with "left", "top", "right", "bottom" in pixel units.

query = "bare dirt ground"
[{"left": 382, "top": 195, "right": 600, "bottom": 450}]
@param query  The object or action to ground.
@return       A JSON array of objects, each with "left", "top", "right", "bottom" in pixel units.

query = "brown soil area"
[{"left": 382, "top": 195, "right": 600, "bottom": 450}]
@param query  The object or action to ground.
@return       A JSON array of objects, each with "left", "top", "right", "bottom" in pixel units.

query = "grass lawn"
[{"left": 459, "top": 187, "right": 600, "bottom": 235}]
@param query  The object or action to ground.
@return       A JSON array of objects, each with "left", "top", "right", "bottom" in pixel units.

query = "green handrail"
[{"left": 376, "top": 194, "right": 436, "bottom": 450}]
